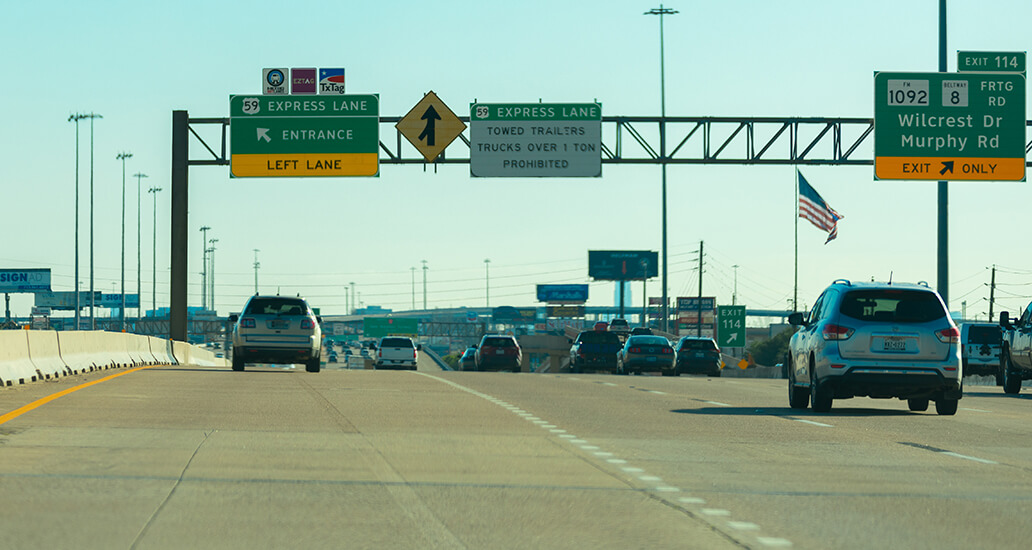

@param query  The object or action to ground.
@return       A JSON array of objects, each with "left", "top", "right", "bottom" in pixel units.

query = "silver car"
[
  {"left": 787, "top": 280, "right": 961, "bottom": 415},
  {"left": 616, "top": 335, "right": 676, "bottom": 376},
  {"left": 230, "top": 295, "right": 322, "bottom": 372}
]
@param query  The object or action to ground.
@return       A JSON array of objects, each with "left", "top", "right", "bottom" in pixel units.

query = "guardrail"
[{"left": 0, "top": 330, "right": 226, "bottom": 387}]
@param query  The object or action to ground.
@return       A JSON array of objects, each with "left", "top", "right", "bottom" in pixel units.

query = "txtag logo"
[{"left": 319, "top": 68, "right": 346, "bottom": 95}]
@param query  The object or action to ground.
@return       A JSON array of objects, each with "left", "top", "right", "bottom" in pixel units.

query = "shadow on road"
[{"left": 671, "top": 406, "right": 915, "bottom": 418}]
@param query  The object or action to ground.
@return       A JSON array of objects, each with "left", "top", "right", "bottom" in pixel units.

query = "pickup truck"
[
  {"left": 999, "top": 305, "right": 1032, "bottom": 394},
  {"left": 569, "top": 330, "right": 622, "bottom": 374},
  {"left": 372, "top": 336, "right": 421, "bottom": 371}
]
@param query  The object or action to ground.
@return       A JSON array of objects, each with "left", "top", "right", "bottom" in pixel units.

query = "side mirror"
[
  {"left": 368, "top": 342, "right": 377, "bottom": 350},
  {"left": 416, "top": 344, "right": 422, "bottom": 351},
  {"left": 316, "top": 316, "right": 322, "bottom": 323},
  {"left": 1000, "top": 311, "right": 1011, "bottom": 329},
  {"left": 568, "top": 338, "right": 574, "bottom": 344},
  {"left": 788, "top": 312, "right": 805, "bottom": 326},
  {"left": 228, "top": 314, "right": 238, "bottom": 323}
]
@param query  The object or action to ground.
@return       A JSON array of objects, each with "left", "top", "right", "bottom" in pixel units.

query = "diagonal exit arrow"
[
  {"left": 727, "top": 333, "right": 738, "bottom": 344},
  {"left": 257, "top": 128, "right": 271, "bottom": 143},
  {"left": 940, "top": 160, "right": 954, "bottom": 175},
  {"left": 418, "top": 105, "right": 440, "bottom": 146}
]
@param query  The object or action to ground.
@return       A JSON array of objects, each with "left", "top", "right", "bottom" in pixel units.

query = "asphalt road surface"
[{"left": 2, "top": 363, "right": 1031, "bottom": 549}]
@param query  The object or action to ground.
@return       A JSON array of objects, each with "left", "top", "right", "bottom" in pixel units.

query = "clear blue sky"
[{"left": 2, "top": 0, "right": 1030, "bottom": 322}]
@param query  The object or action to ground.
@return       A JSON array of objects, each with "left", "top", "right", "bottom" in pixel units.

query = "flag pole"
[{"left": 793, "top": 169, "right": 799, "bottom": 313}]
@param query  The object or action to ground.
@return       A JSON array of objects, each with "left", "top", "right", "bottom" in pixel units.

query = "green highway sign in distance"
[
  {"left": 873, "top": 72, "right": 1026, "bottom": 181},
  {"left": 958, "top": 51, "right": 1026, "bottom": 74},
  {"left": 362, "top": 317, "right": 418, "bottom": 338},
  {"left": 470, "top": 102, "right": 602, "bottom": 177},
  {"left": 229, "top": 94, "right": 379, "bottom": 177},
  {"left": 717, "top": 305, "right": 746, "bottom": 348}
]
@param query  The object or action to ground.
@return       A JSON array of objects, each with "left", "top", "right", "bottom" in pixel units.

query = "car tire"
[
  {"left": 306, "top": 358, "right": 320, "bottom": 373},
  {"left": 1002, "top": 351, "right": 1022, "bottom": 395},
  {"left": 810, "top": 376, "right": 833, "bottom": 413},
  {"left": 711, "top": 369, "right": 722, "bottom": 378},
  {"left": 661, "top": 369, "right": 676, "bottom": 377},
  {"left": 907, "top": 398, "right": 929, "bottom": 412},
  {"left": 232, "top": 354, "right": 245, "bottom": 372},
  {"left": 935, "top": 398, "right": 958, "bottom": 416},
  {"left": 788, "top": 365, "right": 809, "bottom": 410}
]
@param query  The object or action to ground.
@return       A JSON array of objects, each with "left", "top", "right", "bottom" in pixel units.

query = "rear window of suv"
[
  {"left": 838, "top": 289, "right": 946, "bottom": 323},
  {"left": 578, "top": 332, "right": 621, "bottom": 344},
  {"left": 966, "top": 325, "right": 1001, "bottom": 345},
  {"left": 245, "top": 298, "right": 308, "bottom": 316},
  {"left": 482, "top": 337, "right": 516, "bottom": 347},
  {"left": 380, "top": 338, "right": 414, "bottom": 348},
  {"left": 680, "top": 339, "right": 717, "bottom": 351}
]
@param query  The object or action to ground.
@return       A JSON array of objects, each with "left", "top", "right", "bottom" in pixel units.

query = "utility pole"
[
  {"left": 411, "top": 267, "right": 416, "bottom": 310},
  {"left": 199, "top": 226, "right": 210, "bottom": 309},
  {"left": 732, "top": 264, "right": 739, "bottom": 306},
  {"left": 134, "top": 172, "right": 147, "bottom": 327},
  {"left": 147, "top": 187, "right": 162, "bottom": 315},
  {"left": 253, "top": 249, "right": 260, "bottom": 294},
  {"left": 349, "top": 282, "right": 356, "bottom": 315},
  {"left": 645, "top": 4, "right": 678, "bottom": 333},
  {"left": 641, "top": 259, "right": 648, "bottom": 327},
  {"left": 696, "top": 240, "right": 704, "bottom": 337},
  {"left": 88, "top": 112, "right": 102, "bottom": 329},
  {"left": 422, "top": 260, "right": 428, "bottom": 310},
  {"left": 117, "top": 152, "right": 132, "bottom": 332},
  {"left": 209, "top": 238, "right": 218, "bottom": 313},
  {"left": 484, "top": 258, "right": 491, "bottom": 307},
  {"left": 989, "top": 264, "right": 997, "bottom": 322},
  {"left": 68, "top": 113, "right": 97, "bottom": 331}
]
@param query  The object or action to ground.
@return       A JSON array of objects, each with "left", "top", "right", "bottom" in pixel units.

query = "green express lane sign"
[
  {"left": 362, "top": 317, "right": 418, "bottom": 338},
  {"left": 717, "top": 305, "right": 745, "bottom": 348},
  {"left": 873, "top": 72, "right": 1025, "bottom": 181},
  {"left": 230, "top": 94, "right": 379, "bottom": 177}
]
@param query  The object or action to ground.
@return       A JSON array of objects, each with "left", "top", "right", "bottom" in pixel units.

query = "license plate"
[
  {"left": 269, "top": 320, "right": 289, "bottom": 329},
  {"left": 496, "top": 350, "right": 504, "bottom": 355},
  {"left": 694, "top": 352, "right": 705, "bottom": 358},
  {"left": 883, "top": 337, "right": 907, "bottom": 352},
  {"left": 646, "top": 356, "right": 657, "bottom": 362}
]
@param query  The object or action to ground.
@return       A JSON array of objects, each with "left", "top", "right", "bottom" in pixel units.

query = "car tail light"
[
  {"left": 413, "top": 349, "right": 417, "bottom": 359},
  {"left": 630, "top": 347, "right": 641, "bottom": 353},
  {"left": 300, "top": 319, "right": 315, "bottom": 329},
  {"left": 662, "top": 347, "right": 673, "bottom": 354},
  {"left": 240, "top": 318, "right": 256, "bottom": 328},
  {"left": 936, "top": 326, "right": 960, "bottom": 343},
  {"left": 822, "top": 324, "right": 854, "bottom": 340}
]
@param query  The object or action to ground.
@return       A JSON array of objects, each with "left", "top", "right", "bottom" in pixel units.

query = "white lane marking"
[
  {"left": 638, "top": 475, "right": 662, "bottom": 482},
  {"left": 649, "top": 390, "right": 667, "bottom": 395},
  {"left": 607, "top": 459, "right": 628, "bottom": 464},
  {"left": 678, "top": 497, "right": 705, "bottom": 504},
  {"left": 704, "top": 401, "right": 732, "bottom": 407},
  {"left": 622, "top": 467, "right": 645, "bottom": 473},
  {"left": 593, "top": 452, "right": 614, "bottom": 457},
  {"left": 794, "top": 419, "right": 834, "bottom": 428},
  {"left": 702, "top": 508, "right": 731, "bottom": 517},
  {"left": 558, "top": 434, "right": 576, "bottom": 439},
  {"left": 961, "top": 407, "right": 991, "bottom": 413},
  {"left": 549, "top": 429, "right": 566, "bottom": 434},
  {"left": 602, "top": 382, "right": 617, "bottom": 387},
  {"left": 570, "top": 439, "right": 587, "bottom": 444},
  {"left": 580, "top": 445, "right": 600, "bottom": 451},
  {"left": 728, "top": 521, "right": 760, "bottom": 531},
  {"left": 941, "top": 452, "right": 998, "bottom": 465},
  {"left": 531, "top": 420, "right": 548, "bottom": 424},
  {"left": 541, "top": 424, "right": 556, "bottom": 428},
  {"left": 655, "top": 486, "right": 681, "bottom": 492},
  {"left": 757, "top": 537, "right": 794, "bottom": 547}
]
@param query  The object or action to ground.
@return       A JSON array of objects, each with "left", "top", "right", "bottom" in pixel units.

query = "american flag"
[{"left": 798, "top": 171, "right": 843, "bottom": 244}]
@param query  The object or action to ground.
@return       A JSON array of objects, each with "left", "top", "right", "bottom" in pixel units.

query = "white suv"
[
  {"left": 787, "top": 280, "right": 961, "bottom": 415},
  {"left": 230, "top": 295, "right": 322, "bottom": 372}
]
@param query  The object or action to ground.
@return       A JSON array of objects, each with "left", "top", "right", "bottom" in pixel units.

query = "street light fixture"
[
  {"left": 209, "top": 238, "right": 218, "bottom": 313},
  {"left": 67, "top": 113, "right": 95, "bottom": 330},
  {"left": 117, "top": 152, "right": 132, "bottom": 332},
  {"left": 148, "top": 187, "right": 162, "bottom": 314},
  {"left": 199, "top": 226, "right": 210, "bottom": 309},
  {"left": 421, "top": 260, "right": 428, "bottom": 310},
  {"left": 644, "top": 4, "right": 677, "bottom": 332},
  {"left": 484, "top": 258, "right": 491, "bottom": 307},
  {"left": 253, "top": 249, "right": 260, "bottom": 294}
]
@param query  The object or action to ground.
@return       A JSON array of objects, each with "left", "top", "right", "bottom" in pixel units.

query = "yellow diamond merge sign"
[{"left": 396, "top": 91, "right": 466, "bottom": 163}]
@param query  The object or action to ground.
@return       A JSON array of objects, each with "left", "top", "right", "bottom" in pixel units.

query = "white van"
[{"left": 961, "top": 322, "right": 1002, "bottom": 384}]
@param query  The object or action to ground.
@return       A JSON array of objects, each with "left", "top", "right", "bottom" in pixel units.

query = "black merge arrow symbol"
[
  {"left": 940, "top": 161, "right": 954, "bottom": 175},
  {"left": 418, "top": 104, "right": 440, "bottom": 146}
]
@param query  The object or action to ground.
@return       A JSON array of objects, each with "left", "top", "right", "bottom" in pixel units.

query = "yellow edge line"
[{"left": 0, "top": 365, "right": 158, "bottom": 426}]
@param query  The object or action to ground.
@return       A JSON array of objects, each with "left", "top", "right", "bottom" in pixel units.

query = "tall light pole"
[
  {"left": 484, "top": 258, "right": 491, "bottom": 307},
  {"left": 68, "top": 113, "right": 93, "bottom": 330},
  {"left": 209, "top": 238, "right": 218, "bottom": 314},
  {"left": 199, "top": 226, "right": 210, "bottom": 309},
  {"left": 253, "top": 249, "right": 260, "bottom": 294},
  {"left": 88, "top": 112, "right": 102, "bottom": 329},
  {"left": 411, "top": 267, "right": 416, "bottom": 310},
  {"left": 117, "top": 152, "right": 132, "bottom": 332},
  {"left": 148, "top": 187, "right": 162, "bottom": 314},
  {"left": 349, "top": 281, "right": 355, "bottom": 315},
  {"left": 645, "top": 5, "right": 677, "bottom": 332},
  {"left": 134, "top": 172, "right": 147, "bottom": 327},
  {"left": 421, "top": 260, "right": 428, "bottom": 310},
  {"left": 732, "top": 264, "right": 739, "bottom": 305}
]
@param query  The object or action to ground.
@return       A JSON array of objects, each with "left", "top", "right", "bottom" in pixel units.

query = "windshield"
[
  {"left": 482, "top": 337, "right": 516, "bottom": 347},
  {"left": 244, "top": 298, "right": 308, "bottom": 316},
  {"left": 380, "top": 338, "right": 414, "bottom": 348},
  {"left": 578, "top": 332, "right": 621, "bottom": 344},
  {"left": 839, "top": 289, "right": 946, "bottom": 323},
  {"left": 680, "top": 339, "right": 718, "bottom": 351},
  {"left": 628, "top": 336, "right": 669, "bottom": 346},
  {"left": 965, "top": 325, "right": 1001, "bottom": 345}
]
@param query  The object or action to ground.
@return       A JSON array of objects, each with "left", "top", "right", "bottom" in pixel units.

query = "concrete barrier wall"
[
  {"left": 58, "top": 331, "right": 102, "bottom": 374},
  {"left": 27, "top": 331, "right": 69, "bottom": 380},
  {"left": 0, "top": 332, "right": 40, "bottom": 386},
  {"left": 149, "top": 337, "right": 178, "bottom": 365}
]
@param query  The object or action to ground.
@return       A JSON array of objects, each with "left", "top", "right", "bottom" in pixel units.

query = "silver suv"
[
  {"left": 230, "top": 295, "right": 322, "bottom": 372},
  {"left": 787, "top": 280, "right": 961, "bottom": 415}
]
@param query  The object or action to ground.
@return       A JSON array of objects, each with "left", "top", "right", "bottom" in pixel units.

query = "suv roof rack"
[{"left": 832, "top": 278, "right": 851, "bottom": 286}]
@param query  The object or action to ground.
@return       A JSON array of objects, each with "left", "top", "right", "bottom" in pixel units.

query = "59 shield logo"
[{"left": 319, "top": 68, "right": 346, "bottom": 95}]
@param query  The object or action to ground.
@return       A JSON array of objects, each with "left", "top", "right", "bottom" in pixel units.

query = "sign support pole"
[
  {"left": 936, "top": 0, "right": 949, "bottom": 308},
  {"left": 170, "top": 110, "right": 189, "bottom": 342}
]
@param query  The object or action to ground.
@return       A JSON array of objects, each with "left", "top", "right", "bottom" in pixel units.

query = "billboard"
[
  {"left": 536, "top": 284, "right": 589, "bottom": 303},
  {"left": 35, "top": 290, "right": 101, "bottom": 310},
  {"left": 677, "top": 296, "right": 716, "bottom": 312},
  {"left": 588, "top": 251, "right": 658, "bottom": 281},
  {"left": 363, "top": 317, "right": 419, "bottom": 338},
  {"left": 546, "top": 305, "right": 585, "bottom": 318},
  {"left": 492, "top": 306, "right": 537, "bottom": 324},
  {"left": 0, "top": 269, "right": 52, "bottom": 293}
]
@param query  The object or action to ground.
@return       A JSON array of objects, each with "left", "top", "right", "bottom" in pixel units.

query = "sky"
[{"left": 2, "top": 0, "right": 1031, "bottom": 325}]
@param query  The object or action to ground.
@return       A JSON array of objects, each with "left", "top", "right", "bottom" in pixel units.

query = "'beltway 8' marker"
[
  {"left": 470, "top": 103, "right": 602, "bottom": 177},
  {"left": 229, "top": 94, "right": 379, "bottom": 177},
  {"left": 873, "top": 72, "right": 1026, "bottom": 181}
]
